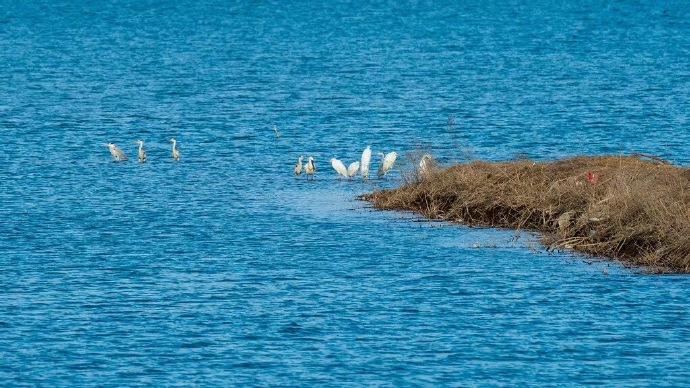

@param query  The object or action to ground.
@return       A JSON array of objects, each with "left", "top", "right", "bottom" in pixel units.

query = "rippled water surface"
[{"left": 2, "top": 1, "right": 690, "bottom": 385}]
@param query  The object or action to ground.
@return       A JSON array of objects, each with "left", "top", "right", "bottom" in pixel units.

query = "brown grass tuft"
[{"left": 362, "top": 155, "right": 690, "bottom": 273}]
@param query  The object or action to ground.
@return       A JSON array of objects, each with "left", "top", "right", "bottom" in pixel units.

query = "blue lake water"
[{"left": 2, "top": 0, "right": 690, "bottom": 385}]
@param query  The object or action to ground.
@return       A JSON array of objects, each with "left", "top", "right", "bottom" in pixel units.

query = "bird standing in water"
[
  {"left": 330, "top": 158, "right": 348, "bottom": 178},
  {"left": 294, "top": 156, "right": 304, "bottom": 176},
  {"left": 170, "top": 138, "right": 181, "bottom": 161},
  {"left": 305, "top": 157, "right": 316, "bottom": 180},
  {"left": 107, "top": 143, "right": 128, "bottom": 162},
  {"left": 360, "top": 146, "right": 372, "bottom": 180},
  {"left": 377, "top": 151, "right": 398, "bottom": 177},
  {"left": 347, "top": 161, "right": 360, "bottom": 178},
  {"left": 136, "top": 140, "right": 147, "bottom": 163}
]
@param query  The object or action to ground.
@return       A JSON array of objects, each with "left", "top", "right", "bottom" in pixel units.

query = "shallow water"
[{"left": 2, "top": 0, "right": 690, "bottom": 385}]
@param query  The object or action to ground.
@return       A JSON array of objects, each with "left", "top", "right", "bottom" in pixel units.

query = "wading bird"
[
  {"left": 170, "top": 138, "right": 181, "bottom": 161},
  {"left": 347, "top": 161, "right": 360, "bottom": 178},
  {"left": 360, "top": 146, "right": 372, "bottom": 180},
  {"left": 330, "top": 158, "right": 348, "bottom": 178},
  {"left": 419, "top": 154, "right": 434, "bottom": 177},
  {"left": 305, "top": 157, "right": 316, "bottom": 180},
  {"left": 294, "top": 156, "right": 304, "bottom": 176},
  {"left": 136, "top": 140, "right": 147, "bottom": 163},
  {"left": 106, "top": 143, "right": 128, "bottom": 162},
  {"left": 377, "top": 151, "right": 398, "bottom": 177}
]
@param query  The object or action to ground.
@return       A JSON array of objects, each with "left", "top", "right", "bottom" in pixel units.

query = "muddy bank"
[{"left": 363, "top": 156, "right": 690, "bottom": 273}]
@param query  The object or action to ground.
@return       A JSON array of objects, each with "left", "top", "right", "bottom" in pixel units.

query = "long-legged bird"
[
  {"left": 170, "top": 138, "right": 181, "bottom": 161},
  {"left": 330, "top": 158, "right": 348, "bottom": 178},
  {"left": 305, "top": 157, "right": 316, "bottom": 180},
  {"left": 107, "top": 143, "right": 128, "bottom": 162},
  {"left": 377, "top": 151, "right": 398, "bottom": 177},
  {"left": 360, "top": 146, "right": 372, "bottom": 180},
  {"left": 347, "top": 161, "right": 360, "bottom": 178},
  {"left": 136, "top": 140, "right": 147, "bottom": 163},
  {"left": 419, "top": 154, "right": 435, "bottom": 178},
  {"left": 294, "top": 156, "right": 304, "bottom": 175}
]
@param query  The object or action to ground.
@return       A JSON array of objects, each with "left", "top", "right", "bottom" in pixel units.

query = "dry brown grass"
[{"left": 362, "top": 155, "right": 690, "bottom": 273}]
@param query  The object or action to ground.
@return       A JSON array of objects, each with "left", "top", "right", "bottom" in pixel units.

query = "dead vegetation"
[{"left": 362, "top": 155, "right": 690, "bottom": 273}]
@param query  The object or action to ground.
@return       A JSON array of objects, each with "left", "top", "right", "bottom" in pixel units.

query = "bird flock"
[
  {"left": 295, "top": 145, "right": 402, "bottom": 180},
  {"left": 106, "top": 138, "right": 181, "bottom": 163},
  {"left": 106, "top": 133, "right": 436, "bottom": 180}
]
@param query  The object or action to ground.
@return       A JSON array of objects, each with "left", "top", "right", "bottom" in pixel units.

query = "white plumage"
[
  {"left": 305, "top": 156, "right": 316, "bottom": 179},
  {"left": 419, "top": 154, "right": 434, "bottom": 177},
  {"left": 377, "top": 151, "right": 398, "bottom": 177},
  {"left": 170, "top": 138, "right": 181, "bottom": 161},
  {"left": 347, "top": 162, "right": 360, "bottom": 178},
  {"left": 107, "top": 143, "right": 128, "bottom": 161},
  {"left": 136, "top": 140, "right": 147, "bottom": 163},
  {"left": 294, "top": 156, "right": 304, "bottom": 175},
  {"left": 360, "top": 146, "right": 372, "bottom": 180},
  {"left": 330, "top": 158, "right": 348, "bottom": 177}
]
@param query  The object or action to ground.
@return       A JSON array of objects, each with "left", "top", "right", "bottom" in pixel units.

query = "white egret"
[
  {"left": 305, "top": 157, "right": 316, "bottom": 180},
  {"left": 347, "top": 161, "right": 360, "bottom": 178},
  {"left": 294, "top": 156, "right": 304, "bottom": 175},
  {"left": 170, "top": 138, "right": 181, "bottom": 161},
  {"left": 360, "top": 145, "right": 372, "bottom": 180},
  {"left": 330, "top": 158, "right": 348, "bottom": 178},
  {"left": 377, "top": 151, "right": 398, "bottom": 177},
  {"left": 136, "top": 140, "right": 147, "bottom": 163},
  {"left": 419, "top": 154, "right": 435, "bottom": 178},
  {"left": 106, "top": 143, "right": 128, "bottom": 161}
]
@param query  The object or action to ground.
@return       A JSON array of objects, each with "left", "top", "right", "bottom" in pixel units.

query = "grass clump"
[{"left": 363, "top": 155, "right": 690, "bottom": 273}]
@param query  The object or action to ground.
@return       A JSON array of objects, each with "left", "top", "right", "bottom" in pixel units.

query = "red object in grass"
[{"left": 586, "top": 171, "right": 599, "bottom": 185}]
